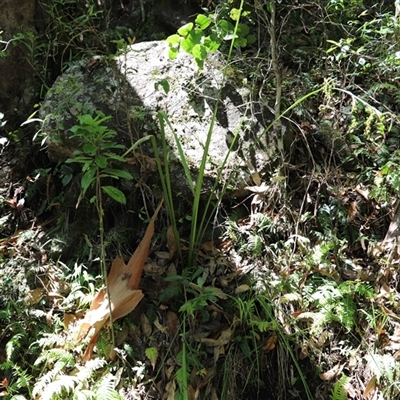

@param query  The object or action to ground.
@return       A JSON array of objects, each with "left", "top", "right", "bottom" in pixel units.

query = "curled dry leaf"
[
  {"left": 165, "top": 379, "right": 176, "bottom": 400},
  {"left": 165, "top": 310, "right": 179, "bottom": 336},
  {"left": 167, "top": 225, "right": 178, "bottom": 259},
  {"left": 76, "top": 199, "right": 163, "bottom": 362},
  {"left": 263, "top": 334, "right": 278, "bottom": 351},
  {"left": 319, "top": 363, "right": 343, "bottom": 381}
]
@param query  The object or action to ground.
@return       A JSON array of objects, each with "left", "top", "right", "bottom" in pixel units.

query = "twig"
[{"left": 268, "top": 1, "right": 284, "bottom": 151}]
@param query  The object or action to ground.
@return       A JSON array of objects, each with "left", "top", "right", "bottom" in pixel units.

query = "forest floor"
[
  {"left": 2, "top": 2, "right": 400, "bottom": 398},
  {"left": 1, "top": 118, "right": 400, "bottom": 400}
]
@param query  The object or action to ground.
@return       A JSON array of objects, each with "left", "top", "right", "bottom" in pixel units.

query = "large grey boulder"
[{"left": 40, "top": 40, "right": 274, "bottom": 197}]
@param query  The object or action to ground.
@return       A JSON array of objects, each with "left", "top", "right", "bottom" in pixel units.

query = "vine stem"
[{"left": 268, "top": 0, "right": 283, "bottom": 151}]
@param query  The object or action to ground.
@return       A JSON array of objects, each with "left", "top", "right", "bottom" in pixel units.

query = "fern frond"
[
  {"left": 29, "top": 309, "right": 48, "bottom": 319},
  {"left": 175, "top": 366, "right": 189, "bottom": 393},
  {"left": 95, "top": 387, "right": 123, "bottom": 400},
  {"left": 0, "top": 359, "right": 13, "bottom": 371},
  {"left": 35, "top": 348, "right": 75, "bottom": 368},
  {"left": 34, "top": 332, "right": 67, "bottom": 350},
  {"left": 251, "top": 320, "right": 270, "bottom": 332},
  {"left": 6, "top": 333, "right": 24, "bottom": 361},
  {"left": 75, "top": 358, "right": 106, "bottom": 384},
  {"left": 95, "top": 333, "right": 111, "bottom": 358},
  {"left": 159, "top": 281, "right": 183, "bottom": 302},
  {"left": 40, "top": 374, "right": 78, "bottom": 400},
  {"left": 331, "top": 374, "right": 349, "bottom": 400},
  {"left": 12, "top": 366, "right": 33, "bottom": 392},
  {"left": 74, "top": 389, "right": 96, "bottom": 400},
  {"left": 33, "top": 366, "right": 61, "bottom": 397},
  {"left": 122, "top": 343, "right": 135, "bottom": 359},
  {"left": 94, "top": 373, "right": 123, "bottom": 400},
  {"left": 367, "top": 353, "right": 397, "bottom": 382}
]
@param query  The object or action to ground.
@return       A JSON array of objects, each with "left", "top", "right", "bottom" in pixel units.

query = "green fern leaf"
[
  {"left": 331, "top": 374, "right": 349, "bottom": 400},
  {"left": 94, "top": 373, "right": 123, "bottom": 400},
  {"left": 96, "top": 333, "right": 111, "bottom": 358},
  {"left": 40, "top": 374, "right": 78, "bottom": 400},
  {"left": 6, "top": 333, "right": 23, "bottom": 361}
]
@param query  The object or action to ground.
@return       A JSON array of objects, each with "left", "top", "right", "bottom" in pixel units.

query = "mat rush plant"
[{"left": 158, "top": 2, "right": 339, "bottom": 399}]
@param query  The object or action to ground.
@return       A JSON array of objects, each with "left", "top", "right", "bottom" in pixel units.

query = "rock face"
[{"left": 40, "top": 40, "right": 275, "bottom": 197}]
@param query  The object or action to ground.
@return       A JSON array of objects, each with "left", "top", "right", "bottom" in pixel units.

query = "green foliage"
[
  {"left": 225, "top": 212, "right": 280, "bottom": 260},
  {"left": 166, "top": 5, "right": 255, "bottom": 69},
  {"left": 6, "top": 0, "right": 400, "bottom": 399},
  {"left": 331, "top": 374, "right": 349, "bottom": 400},
  {"left": 303, "top": 278, "right": 374, "bottom": 334},
  {"left": 0, "top": 259, "right": 144, "bottom": 400},
  {"left": 0, "top": 32, "right": 18, "bottom": 57},
  {"left": 179, "top": 282, "right": 224, "bottom": 322},
  {"left": 40, "top": 0, "right": 106, "bottom": 66},
  {"left": 366, "top": 353, "right": 400, "bottom": 391},
  {"left": 65, "top": 112, "right": 133, "bottom": 205},
  {"left": 92, "top": 372, "right": 124, "bottom": 400},
  {"left": 145, "top": 347, "right": 158, "bottom": 369}
]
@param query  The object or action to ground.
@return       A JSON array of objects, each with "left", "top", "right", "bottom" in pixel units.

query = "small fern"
[
  {"left": 34, "top": 332, "right": 69, "bottom": 349},
  {"left": 159, "top": 280, "right": 183, "bottom": 302},
  {"left": 41, "top": 374, "right": 79, "bottom": 400},
  {"left": 33, "top": 349, "right": 76, "bottom": 399},
  {"left": 303, "top": 278, "right": 373, "bottom": 334},
  {"left": 5, "top": 333, "right": 25, "bottom": 361},
  {"left": 240, "top": 232, "right": 263, "bottom": 258},
  {"left": 93, "top": 373, "right": 123, "bottom": 400},
  {"left": 0, "top": 365, "right": 33, "bottom": 398},
  {"left": 75, "top": 358, "right": 106, "bottom": 386},
  {"left": 33, "top": 362, "right": 65, "bottom": 398},
  {"left": 96, "top": 332, "right": 112, "bottom": 358},
  {"left": 331, "top": 374, "right": 349, "bottom": 400},
  {"left": 366, "top": 353, "right": 398, "bottom": 383},
  {"left": 35, "top": 348, "right": 75, "bottom": 368}
]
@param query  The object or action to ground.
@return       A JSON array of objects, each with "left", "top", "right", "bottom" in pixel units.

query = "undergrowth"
[{"left": 3, "top": 1, "right": 400, "bottom": 400}]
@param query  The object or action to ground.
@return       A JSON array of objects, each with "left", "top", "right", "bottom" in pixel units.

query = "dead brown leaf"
[
  {"left": 201, "top": 241, "right": 217, "bottom": 253},
  {"left": 263, "top": 335, "right": 278, "bottom": 351},
  {"left": 319, "top": 363, "right": 343, "bottom": 381},
  {"left": 165, "top": 380, "right": 176, "bottom": 400},
  {"left": 76, "top": 200, "right": 163, "bottom": 362},
  {"left": 165, "top": 310, "right": 179, "bottom": 336},
  {"left": 363, "top": 375, "right": 376, "bottom": 398},
  {"left": 143, "top": 261, "right": 165, "bottom": 276},
  {"left": 356, "top": 185, "right": 369, "bottom": 200},
  {"left": 234, "top": 284, "right": 250, "bottom": 294},
  {"left": 140, "top": 313, "right": 152, "bottom": 337},
  {"left": 24, "top": 288, "right": 44, "bottom": 306},
  {"left": 167, "top": 225, "right": 177, "bottom": 259}
]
